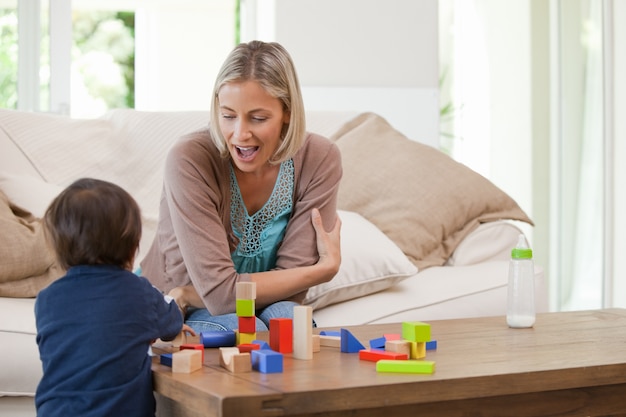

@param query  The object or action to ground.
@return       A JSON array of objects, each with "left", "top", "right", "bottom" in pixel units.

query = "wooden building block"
[
  {"left": 164, "top": 329, "right": 200, "bottom": 348},
  {"left": 426, "top": 340, "right": 438, "bottom": 350},
  {"left": 376, "top": 359, "right": 435, "bottom": 374},
  {"left": 238, "top": 343, "right": 261, "bottom": 353},
  {"left": 180, "top": 343, "right": 205, "bottom": 362},
  {"left": 238, "top": 316, "right": 256, "bottom": 333},
  {"left": 312, "top": 334, "right": 321, "bottom": 353},
  {"left": 270, "top": 318, "right": 293, "bottom": 353},
  {"left": 359, "top": 349, "right": 409, "bottom": 362},
  {"left": 402, "top": 321, "right": 431, "bottom": 342},
  {"left": 251, "top": 349, "right": 283, "bottom": 373},
  {"left": 385, "top": 340, "right": 411, "bottom": 356},
  {"left": 236, "top": 282, "right": 256, "bottom": 300},
  {"left": 237, "top": 330, "right": 256, "bottom": 345},
  {"left": 319, "top": 335, "right": 341, "bottom": 348},
  {"left": 410, "top": 341, "right": 426, "bottom": 359},
  {"left": 200, "top": 330, "right": 237, "bottom": 348},
  {"left": 236, "top": 299, "right": 255, "bottom": 317},
  {"left": 293, "top": 306, "right": 313, "bottom": 360},
  {"left": 219, "top": 347, "right": 251, "bottom": 373},
  {"left": 341, "top": 328, "right": 365, "bottom": 353},
  {"left": 160, "top": 353, "right": 173, "bottom": 367},
  {"left": 384, "top": 333, "right": 401, "bottom": 341},
  {"left": 251, "top": 340, "right": 271, "bottom": 350},
  {"left": 369, "top": 336, "right": 386, "bottom": 349},
  {"left": 172, "top": 349, "right": 203, "bottom": 373}
]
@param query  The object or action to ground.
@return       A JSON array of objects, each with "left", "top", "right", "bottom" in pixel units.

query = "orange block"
[{"left": 270, "top": 318, "right": 293, "bottom": 353}]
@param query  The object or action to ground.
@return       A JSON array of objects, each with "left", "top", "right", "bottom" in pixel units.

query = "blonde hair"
[{"left": 209, "top": 40, "right": 306, "bottom": 164}]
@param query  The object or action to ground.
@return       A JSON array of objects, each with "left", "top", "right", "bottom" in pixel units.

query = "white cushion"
[
  {"left": 0, "top": 173, "right": 63, "bottom": 219},
  {"left": 445, "top": 220, "right": 526, "bottom": 266},
  {"left": 312, "top": 261, "right": 547, "bottom": 327},
  {"left": 303, "top": 210, "right": 417, "bottom": 310}
]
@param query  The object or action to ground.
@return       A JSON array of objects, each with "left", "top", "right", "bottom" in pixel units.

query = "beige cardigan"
[{"left": 141, "top": 128, "right": 342, "bottom": 315}]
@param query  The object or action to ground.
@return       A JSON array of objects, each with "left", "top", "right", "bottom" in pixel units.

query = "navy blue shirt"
[{"left": 35, "top": 265, "right": 182, "bottom": 417}]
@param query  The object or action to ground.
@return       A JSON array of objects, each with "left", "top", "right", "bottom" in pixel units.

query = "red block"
[
  {"left": 238, "top": 316, "right": 256, "bottom": 333},
  {"left": 358, "top": 349, "right": 408, "bottom": 362},
  {"left": 269, "top": 318, "right": 293, "bottom": 353},
  {"left": 180, "top": 343, "right": 205, "bottom": 362},
  {"left": 238, "top": 343, "right": 261, "bottom": 353}
]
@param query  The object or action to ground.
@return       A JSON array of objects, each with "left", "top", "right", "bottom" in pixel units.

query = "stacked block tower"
[{"left": 236, "top": 282, "right": 257, "bottom": 345}]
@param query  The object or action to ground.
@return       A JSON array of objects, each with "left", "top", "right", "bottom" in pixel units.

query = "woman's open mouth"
[{"left": 235, "top": 145, "right": 259, "bottom": 161}]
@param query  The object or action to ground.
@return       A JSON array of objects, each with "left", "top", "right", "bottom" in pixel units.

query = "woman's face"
[{"left": 217, "top": 80, "right": 290, "bottom": 176}]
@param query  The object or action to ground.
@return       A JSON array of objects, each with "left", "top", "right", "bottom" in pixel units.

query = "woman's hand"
[
  {"left": 168, "top": 285, "right": 204, "bottom": 317},
  {"left": 311, "top": 208, "right": 342, "bottom": 279}
]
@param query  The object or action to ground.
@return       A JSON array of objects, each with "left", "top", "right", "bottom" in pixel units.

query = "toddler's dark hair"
[{"left": 44, "top": 178, "right": 142, "bottom": 270}]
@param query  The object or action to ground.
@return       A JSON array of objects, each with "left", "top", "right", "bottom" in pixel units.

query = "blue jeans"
[{"left": 185, "top": 301, "right": 313, "bottom": 333}]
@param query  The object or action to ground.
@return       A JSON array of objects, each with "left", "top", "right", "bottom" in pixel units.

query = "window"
[{"left": 4, "top": 0, "right": 237, "bottom": 117}]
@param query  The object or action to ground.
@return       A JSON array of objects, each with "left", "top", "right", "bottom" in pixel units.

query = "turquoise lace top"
[{"left": 230, "top": 159, "right": 294, "bottom": 274}]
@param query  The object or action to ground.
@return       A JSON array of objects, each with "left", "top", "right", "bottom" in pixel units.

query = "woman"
[{"left": 141, "top": 40, "right": 342, "bottom": 333}]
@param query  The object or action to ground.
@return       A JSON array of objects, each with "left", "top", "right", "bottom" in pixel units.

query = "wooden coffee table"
[{"left": 153, "top": 308, "right": 626, "bottom": 417}]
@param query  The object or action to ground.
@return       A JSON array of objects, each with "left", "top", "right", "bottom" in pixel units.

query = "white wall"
[
  {"left": 134, "top": 1, "right": 237, "bottom": 111},
  {"left": 243, "top": 0, "right": 440, "bottom": 146}
]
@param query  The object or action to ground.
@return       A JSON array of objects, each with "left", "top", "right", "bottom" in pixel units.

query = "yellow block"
[
  {"left": 410, "top": 341, "right": 426, "bottom": 359},
  {"left": 237, "top": 330, "right": 256, "bottom": 345}
]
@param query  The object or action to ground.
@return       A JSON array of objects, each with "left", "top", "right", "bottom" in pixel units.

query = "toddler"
[{"left": 35, "top": 178, "right": 185, "bottom": 417}]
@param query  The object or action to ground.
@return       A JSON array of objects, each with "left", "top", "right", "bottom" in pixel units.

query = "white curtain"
[{"left": 559, "top": 0, "right": 604, "bottom": 310}]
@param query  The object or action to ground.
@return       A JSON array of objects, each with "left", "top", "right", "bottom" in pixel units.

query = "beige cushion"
[
  {"left": 334, "top": 113, "right": 533, "bottom": 269},
  {"left": 303, "top": 210, "right": 417, "bottom": 310},
  {"left": 0, "top": 190, "right": 63, "bottom": 297}
]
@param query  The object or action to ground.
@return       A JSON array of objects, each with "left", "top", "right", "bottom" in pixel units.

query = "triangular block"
[{"left": 340, "top": 328, "right": 365, "bottom": 353}]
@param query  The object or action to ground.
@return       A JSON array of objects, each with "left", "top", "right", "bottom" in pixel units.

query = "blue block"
[
  {"left": 160, "top": 353, "right": 173, "bottom": 367},
  {"left": 251, "top": 340, "right": 272, "bottom": 350},
  {"left": 251, "top": 349, "right": 283, "bottom": 373},
  {"left": 320, "top": 330, "right": 341, "bottom": 337},
  {"left": 426, "top": 340, "right": 438, "bottom": 350},
  {"left": 369, "top": 336, "right": 386, "bottom": 349},
  {"left": 340, "top": 328, "right": 365, "bottom": 353},
  {"left": 200, "top": 331, "right": 236, "bottom": 348}
]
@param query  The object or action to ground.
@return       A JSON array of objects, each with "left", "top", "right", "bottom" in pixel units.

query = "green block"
[
  {"left": 236, "top": 298, "right": 255, "bottom": 317},
  {"left": 402, "top": 321, "right": 431, "bottom": 342},
  {"left": 376, "top": 359, "right": 435, "bottom": 374}
]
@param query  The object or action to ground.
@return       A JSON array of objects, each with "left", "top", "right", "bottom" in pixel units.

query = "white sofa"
[{"left": 0, "top": 108, "right": 547, "bottom": 416}]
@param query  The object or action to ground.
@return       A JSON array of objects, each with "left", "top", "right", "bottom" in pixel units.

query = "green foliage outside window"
[
  {"left": 0, "top": 9, "right": 18, "bottom": 109},
  {"left": 0, "top": 8, "right": 135, "bottom": 112}
]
